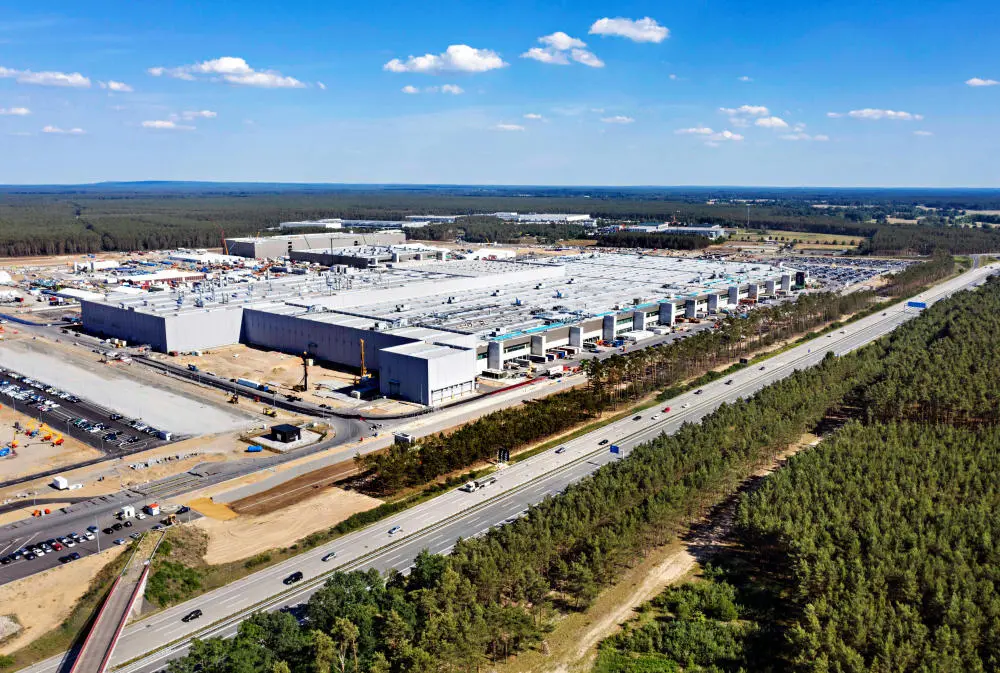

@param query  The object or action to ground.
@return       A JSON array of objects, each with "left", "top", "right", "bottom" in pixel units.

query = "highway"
[{"left": 21, "top": 260, "right": 996, "bottom": 673}]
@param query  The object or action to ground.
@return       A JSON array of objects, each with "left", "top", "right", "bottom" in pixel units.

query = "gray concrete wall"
[
  {"left": 162, "top": 306, "right": 245, "bottom": 352},
  {"left": 242, "top": 309, "right": 410, "bottom": 370},
  {"left": 379, "top": 346, "right": 476, "bottom": 405},
  {"left": 81, "top": 300, "right": 168, "bottom": 351}
]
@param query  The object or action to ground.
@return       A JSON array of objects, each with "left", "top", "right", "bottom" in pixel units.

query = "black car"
[
  {"left": 103, "top": 527, "right": 114, "bottom": 535},
  {"left": 112, "top": 523, "right": 123, "bottom": 531},
  {"left": 182, "top": 609, "right": 203, "bottom": 623},
  {"left": 283, "top": 571, "right": 304, "bottom": 585},
  {"left": 632, "top": 415, "right": 642, "bottom": 421},
  {"left": 123, "top": 521, "right": 133, "bottom": 528},
  {"left": 0, "top": 556, "right": 11, "bottom": 565},
  {"left": 69, "top": 552, "right": 81, "bottom": 560},
  {"left": 599, "top": 439, "right": 609, "bottom": 445}
]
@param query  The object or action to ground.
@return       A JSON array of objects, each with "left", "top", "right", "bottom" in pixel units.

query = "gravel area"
[{"left": 0, "top": 342, "right": 252, "bottom": 435}]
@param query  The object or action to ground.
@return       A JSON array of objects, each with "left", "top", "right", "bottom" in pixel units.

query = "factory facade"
[{"left": 81, "top": 254, "right": 795, "bottom": 406}]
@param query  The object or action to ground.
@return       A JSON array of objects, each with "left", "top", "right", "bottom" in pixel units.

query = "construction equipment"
[
  {"left": 355, "top": 338, "right": 370, "bottom": 385},
  {"left": 262, "top": 406, "right": 277, "bottom": 417},
  {"left": 228, "top": 393, "right": 240, "bottom": 404},
  {"left": 293, "top": 351, "right": 311, "bottom": 392}
]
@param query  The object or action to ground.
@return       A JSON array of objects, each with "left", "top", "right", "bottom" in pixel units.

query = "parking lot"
[
  {"left": 0, "top": 505, "right": 199, "bottom": 584},
  {"left": 775, "top": 256, "right": 914, "bottom": 289},
  {"left": 0, "top": 367, "right": 171, "bottom": 460}
]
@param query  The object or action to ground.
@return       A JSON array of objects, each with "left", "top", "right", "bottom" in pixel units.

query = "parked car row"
[{"left": 0, "top": 528, "right": 97, "bottom": 565}]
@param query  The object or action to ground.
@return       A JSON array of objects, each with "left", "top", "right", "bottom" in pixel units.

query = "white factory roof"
[
  {"left": 56, "top": 287, "right": 106, "bottom": 301},
  {"left": 382, "top": 340, "right": 469, "bottom": 360}
]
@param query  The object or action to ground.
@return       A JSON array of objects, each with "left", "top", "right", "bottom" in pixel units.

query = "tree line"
[{"left": 594, "top": 275, "right": 1000, "bottom": 672}]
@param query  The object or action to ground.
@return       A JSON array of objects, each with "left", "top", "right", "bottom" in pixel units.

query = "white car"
[{"left": 651, "top": 414, "right": 661, "bottom": 420}]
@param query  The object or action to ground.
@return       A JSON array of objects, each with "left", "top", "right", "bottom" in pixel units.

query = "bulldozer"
[{"left": 262, "top": 406, "right": 278, "bottom": 417}]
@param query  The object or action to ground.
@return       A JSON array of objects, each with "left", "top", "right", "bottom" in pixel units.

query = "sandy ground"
[
  {"left": 187, "top": 497, "right": 237, "bottom": 521},
  {"left": 0, "top": 404, "right": 102, "bottom": 481},
  {"left": 0, "top": 545, "right": 126, "bottom": 654},
  {"left": 169, "top": 344, "right": 358, "bottom": 407},
  {"left": 192, "top": 487, "right": 380, "bottom": 565},
  {"left": 0, "top": 433, "right": 240, "bottom": 504},
  {"left": 0, "top": 339, "right": 252, "bottom": 435},
  {"left": 0, "top": 503, "right": 70, "bottom": 527}
]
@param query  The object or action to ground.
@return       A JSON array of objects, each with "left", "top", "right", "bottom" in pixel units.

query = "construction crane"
[{"left": 354, "top": 338, "right": 370, "bottom": 385}]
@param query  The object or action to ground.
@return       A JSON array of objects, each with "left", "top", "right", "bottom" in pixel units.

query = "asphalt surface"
[{"left": 18, "top": 261, "right": 994, "bottom": 673}]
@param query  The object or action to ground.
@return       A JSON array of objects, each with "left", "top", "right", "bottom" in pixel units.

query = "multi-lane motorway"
[{"left": 22, "top": 260, "right": 996, "bottom": 673}]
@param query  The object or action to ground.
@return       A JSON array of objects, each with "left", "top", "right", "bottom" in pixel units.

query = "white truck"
[{"left": 460, "top": 476, "right": 498, "bottom": 493}]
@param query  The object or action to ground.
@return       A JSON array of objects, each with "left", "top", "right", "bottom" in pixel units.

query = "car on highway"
[
  {"left": 632, "top": 415, "right": 642, "bottom": 421},
  {"left": 682, "top": 403, "right": 690, "bottom": 409},
  {"left": 388, "top": 526, "right": 402, "bottom": 535},
  {"left": 725, "top": 379, "right": 734, "bottom": 385},
  {"left": 599, "top": 439, "right": 609, "bottom": 445},
  {"left": 760, "top": 366, "right": 766, "bottom": 371},
  {"left": 283, "top": 571, "right": 304, "bottom": 585},
  {"left": 182, "top": 609, "right": 203, "bottom": 623},
  {"left": 662, "top": 406, "right": 671, "bottom": 412},
  {"left": 651, "top": 414, "right": 661, "bottom": 420},
  {"left": 694, "top": 389, "right": 704, "bottom": 395},
  {"left": 321, "top": 552, "right": 338, "bottom": 562},
  {"left": 554, "top": 446, "right": 566, "bottom": 454}
]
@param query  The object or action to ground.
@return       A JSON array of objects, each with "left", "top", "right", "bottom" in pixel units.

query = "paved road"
[{"left": 19, "top": 261, "right": 994, "bottom": 673}]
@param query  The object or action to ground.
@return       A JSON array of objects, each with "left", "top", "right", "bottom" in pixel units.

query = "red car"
[{"left": 662, "top": 407, "right": 671, "bottom": 413}]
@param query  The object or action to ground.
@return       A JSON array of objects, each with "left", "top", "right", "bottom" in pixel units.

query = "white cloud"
[
  {"left": 755, "top": 116, "right": 788, "bottom": 128},
  {"left": 571, "top": 49, "right": 604, "bottom": 68},
  {"left": 0, "top": 66, "right": 90, "bottom": 88},
  {"left": 601, "top": 115, "right": 634, "bottom": 124},
  {"left": 0, "top": 107, "right": 30, "bottom": 116},
  {"left": 522, "top": 33, "right": 603, "bottom": 68},
  {"left": 522, "top": 47, "right": 568, "bottom": 65},
  {"left": 668, "top": 73, "right": 678, "bottom": 80},
  {"left": 147, "top": 56, "right": 305, "bottom": 88},
  {"left": 966, "top": 77, "right": 999, "bottom": 87},
  {"left": 42, "top": 125, "right": 85, "bottom": 134},
  {"left": 675, "top": 126, "right": 714, "bottom": 135},
  {"left": 141, "top": 120, "right": 194, "bottom": 130},
  {"left": 494, "top": 123, "right": 525, "bottom": 131},
  {"left": 384, "top": 45, "right": 506, "bottom": 74},
  {"left": 589, "top": 17, "right": 669, "bottom": 43},
  {"left": 540, "top": 31, "right": 586, "bottom": 51},
  {"left": 738, "top": 75, "right": 753, "bottom": 82},
  {"left": 720, "top": 104, "right": 769, "bottom": 117},
  {"left": 99, "top": 80, "right": 133, "bottom": 92},
  {"left": 523, "top": 113, "right": 544, "bottom": 120},
  {"left": 830, "top": 108, "right": 924, "bottom": 121},
  {"left": 709, "top": 130, "right": 743, "bottom": 142},
  {"left": 317, "top": 81, "right": 327, "bottom": 90},
  {"left": 913, "top": 130, "right": 934, "bottom": 136},
  {"left": 178, "top": 110, "right": 217, "bottom": 120},
  {"left": 401, "top": 84, "right": 464, "bottom": 94},
  {"left": 780, "top": 132, "right": 829, "bottom": 141}
]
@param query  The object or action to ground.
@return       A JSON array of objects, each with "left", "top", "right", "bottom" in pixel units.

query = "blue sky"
[{"left": 0, "top": 0, "right": 998, "bottom": 186}]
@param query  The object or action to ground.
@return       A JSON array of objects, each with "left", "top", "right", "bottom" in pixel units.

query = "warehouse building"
[
  {"left": 290, "top": 244, "right": 449, "bottom": 268},
  {"left": 225, "top": 232, "right": 407, "bottom": 259},
  {"left": 80, "top": 254, "right": 794, "bottom": 405}
]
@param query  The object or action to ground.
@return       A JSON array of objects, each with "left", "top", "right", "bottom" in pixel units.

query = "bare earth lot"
[
  {"left": 192, "top": 487, "right": 381, "bottom": 565},
  {"left": 0, "top": 545, "right": 126, "bottom": 654},
  {"left": 0, "top": 404, "right": 102, "bottom": 482}
]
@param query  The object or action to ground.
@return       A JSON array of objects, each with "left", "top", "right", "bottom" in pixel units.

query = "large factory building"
[{"left": 81, "top": 253, "right": 796, "bottom": 406}]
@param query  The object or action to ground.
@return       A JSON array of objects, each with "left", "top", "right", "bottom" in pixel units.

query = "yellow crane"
[{"left": 359, "top": 338, "right": 367, "bottom": 380}]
